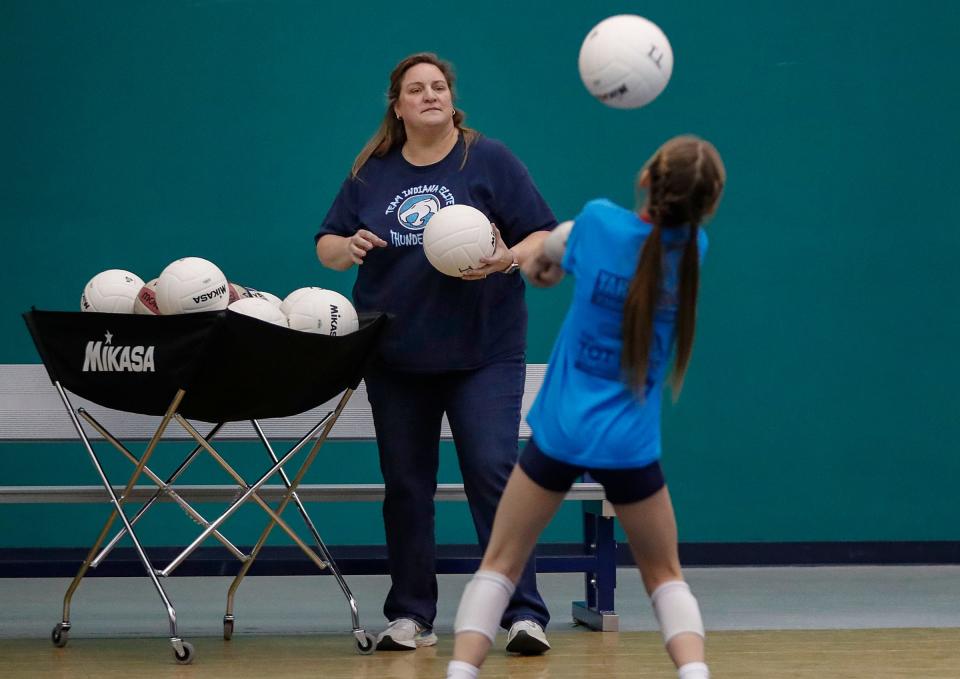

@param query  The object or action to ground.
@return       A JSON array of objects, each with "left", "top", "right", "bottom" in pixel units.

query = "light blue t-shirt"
[{"left": 525, "top": 199, "right": 708, "bottom": 469}]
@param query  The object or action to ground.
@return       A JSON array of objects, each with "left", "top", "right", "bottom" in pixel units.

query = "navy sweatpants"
[{"left": 363, "top": 357, "right": 549, "bottom": 630}]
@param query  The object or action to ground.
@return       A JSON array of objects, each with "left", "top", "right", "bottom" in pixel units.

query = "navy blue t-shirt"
[{"left": 316, "top": 134, "right": 557, "bottom": 372}]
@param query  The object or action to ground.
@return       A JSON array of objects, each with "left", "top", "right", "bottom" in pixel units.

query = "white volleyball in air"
[
  {"left": 133, "top": 278, "right": 160, "bottom": 315},
  {"left": 80, "top": 269, "right": 145, "bottom": 313},
  {"left": 228, "top": 297, "right": 289, "bottom": 327},
  {"left": 155, "top": 257, "right": 229, "bottom": 314},
  {"left": 578, "top": 14, "right": 673, "bottom": 109},
  {"left": 281, "top": 287, "right": 359, "bottom": 336},
  {"left": 422, "top": 204, "right": 496, "bottom": 277}
]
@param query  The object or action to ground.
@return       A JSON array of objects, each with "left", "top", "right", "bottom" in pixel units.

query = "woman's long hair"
[
  {"left": 621, "top": 135, "right": 726, "bottom": 397},
  {"left": 351, "top": 53, "right": 478, "bottom": 178}
]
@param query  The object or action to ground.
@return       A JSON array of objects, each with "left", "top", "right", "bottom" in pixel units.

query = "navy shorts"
[{"left": 518, "top": 438, "right": 665, "bottom": 505}]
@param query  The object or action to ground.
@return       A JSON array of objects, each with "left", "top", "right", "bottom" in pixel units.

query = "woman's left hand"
[{"left": 463, "top": 224, "right": 514, "bottom": 280}]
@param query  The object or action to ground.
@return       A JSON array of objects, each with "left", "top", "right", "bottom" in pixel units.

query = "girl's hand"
[{"left": 523, "top": 250, "right": 565, "bottom": 288}]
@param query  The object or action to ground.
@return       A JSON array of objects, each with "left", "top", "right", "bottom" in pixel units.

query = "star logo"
[{"left": 104, "top": 331, "right": 113, "bottom": 345}]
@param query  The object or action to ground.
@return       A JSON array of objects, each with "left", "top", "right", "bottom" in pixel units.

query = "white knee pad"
[
  {"left": 650, "top": 580, "right": 705, "bottom": 645},
  {"left": 454, "top": 570, "right": 516, "bottom": 643}
]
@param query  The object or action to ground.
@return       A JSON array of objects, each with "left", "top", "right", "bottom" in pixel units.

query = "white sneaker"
[
  {"left": 375, "top": 618, "right": 438, "bottom": 651},
  {"left": 505, "top": 619, "right": 551, "bottom": 655}
]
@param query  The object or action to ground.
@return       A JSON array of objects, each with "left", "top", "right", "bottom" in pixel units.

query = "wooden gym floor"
[
  {"left": 1, "top": 568, "right": 958, "bottom": 677},
  {"left": 2, "top": 629, "right": 959, "bottom": 678}
]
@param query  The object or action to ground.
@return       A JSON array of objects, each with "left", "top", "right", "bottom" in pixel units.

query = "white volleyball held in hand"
[
  {"left": 422, "top": 204, "right": 496, "bottom": 277},
  {"left": 228, "top": 297, "right": 289, "bottom": 327},
  {"left": 155, "top": 257, "right": 230, "bottom": 314},
  {"left": 281, "top": 287, "right": 359, "bottom": 335},
  {"left": 578, "top": 14, "right": 673, "bottom": 109},
  {"left": 543, "top": 220, "right": 574, "bottom": 264},
  {"left": 80, "top": 269, "right": 145, "bottom": 313}
]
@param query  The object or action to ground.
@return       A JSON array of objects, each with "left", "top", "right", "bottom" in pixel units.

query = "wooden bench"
[{"left": 0, "top": 363, "right": 620, "bottom": 630}]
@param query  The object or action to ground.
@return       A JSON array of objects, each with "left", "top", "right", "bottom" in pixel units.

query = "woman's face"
[{"left": 394, "top": 62, "right": 454, "bottom": 131}]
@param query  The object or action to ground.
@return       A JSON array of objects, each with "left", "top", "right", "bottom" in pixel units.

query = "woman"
[
  {"left": 315, "top": 53, "right": 555, "bottom": 654},
  {"left": 447, "top": 135, "right": 726, "bottom": 679}
]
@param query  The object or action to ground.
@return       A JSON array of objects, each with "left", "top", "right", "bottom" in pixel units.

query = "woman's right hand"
[{"left": 346, "top": 229, "right": 388, "bottom": 265}]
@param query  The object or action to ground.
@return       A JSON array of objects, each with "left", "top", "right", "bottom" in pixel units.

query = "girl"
[{"left": 446, "top": 135, "right": 726, "bottom": 679}]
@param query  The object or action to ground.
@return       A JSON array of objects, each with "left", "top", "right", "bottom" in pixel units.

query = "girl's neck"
[{"left": 402, "top": 124, "right": 459, "bottom": 166}]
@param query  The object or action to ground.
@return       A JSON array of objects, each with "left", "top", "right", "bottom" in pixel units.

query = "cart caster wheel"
[
  {"left": 223, "top": 618, "right": 234, "bottom": 641},
  {"left": 51, "top": 623, "right": 69, "bottom": 648},
  {"left": 355, "top": 632, "right": 376, "bottom": 655},
  {"left": 173, "top": 641, "right": 195, "bottom": 665}
]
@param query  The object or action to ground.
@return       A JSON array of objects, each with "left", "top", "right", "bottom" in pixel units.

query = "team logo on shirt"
[
  {"left": 397, "top": 195, "right": 440, "bottom": 230},
  {"left": 592, "top": 263, "right": 681, "bottom": 312},
  {"left": 574, "top": 333, "right": 620, "bottom": 380},
  {"left": 591, "top": 270, "right": 630, "bottom": 311},
  {"left": 383, "top": 183, "right": 457, "bottom": 247}
]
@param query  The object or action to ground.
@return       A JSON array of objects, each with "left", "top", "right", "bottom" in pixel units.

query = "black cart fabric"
[{"left": 24, "top": 309, "right": 388, "bottom": 422}]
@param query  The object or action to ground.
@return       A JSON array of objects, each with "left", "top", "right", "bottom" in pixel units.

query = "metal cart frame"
[{"left": 24, "top": 309, "right": 388, "bottom": 664}]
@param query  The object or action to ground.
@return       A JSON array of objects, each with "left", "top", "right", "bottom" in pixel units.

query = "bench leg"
[{"left": 572, "top": 506, "right": 619, "bottom": 631}]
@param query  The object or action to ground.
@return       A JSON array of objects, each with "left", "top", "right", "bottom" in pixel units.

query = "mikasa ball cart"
[{"left": 22, "top": 307, "right": 389, "bottom": 664}]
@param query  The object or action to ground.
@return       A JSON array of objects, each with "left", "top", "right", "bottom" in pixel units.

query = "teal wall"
[{"left": 2, "top": 1, "right": 959, "bottom": 548}]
